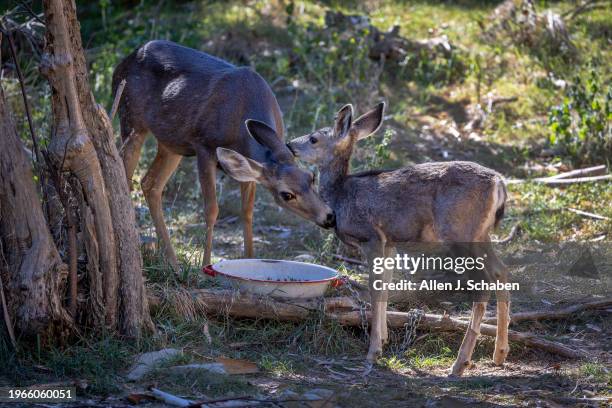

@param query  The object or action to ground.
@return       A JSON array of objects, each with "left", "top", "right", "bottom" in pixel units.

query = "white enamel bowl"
[{"left": 203, "top": 259, "right": 341, "bottom": 299}]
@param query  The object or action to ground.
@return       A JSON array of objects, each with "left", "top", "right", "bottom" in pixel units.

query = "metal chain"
[
  {"left": 345, "top": 277, "right": 370, "bottom": 340},
  {"left": 399, "top": 308, "right": 424, "bottom": 352}
]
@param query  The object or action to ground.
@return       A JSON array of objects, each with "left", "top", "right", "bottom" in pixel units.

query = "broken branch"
[
  {"left": 110, "top": 79, "right": 126, "bottom": 121},
  {"left": 492, "top": 223, "right": 520, "bottom": 244},
  {"left": 565, "top": 207, "right": 609, "bottom": 221},
  {"left": 507, "top": 174, "right": 611, "bottom": 186},
  {"left": 149, "top": 387, "right": 193, "bottom": 407},
  {"left": 332, "top": 254, "right": 366, "bottom": 266},
  {"left": 546, "top": 165, "right": 607, "bottom": 179}
]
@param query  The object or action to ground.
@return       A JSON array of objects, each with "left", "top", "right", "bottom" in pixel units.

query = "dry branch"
[
  {"left": 483, "top": 298, "right": 612, "bottom": 325},
  {"left": 150, "top": 289, "right": 583, "bottom": 359},
  {"left": 0, "top": 274, "right": 16, "bottom": 349},
  {"left": 110, "top": 79, "right": 126, "bottom": 121},
  {"left": 565, "top": 207, "right": 609, "bottom": 221},
  {"left": 507, "top": 174, "right": 611, "bottom": 186},
  {"left": 537, "top": 175, "right": 612, "bottom": 185},
  {"left": 332, "top": 254, "right": 366, "bottom": 266},
  {"left": 547, "top": 165, "right": 607, "bottom": 179},
  {"left": 492, "top": 223, "right": 520, "bottom": 244}
]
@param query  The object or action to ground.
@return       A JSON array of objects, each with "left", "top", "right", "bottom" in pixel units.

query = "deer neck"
[{"left": 319, "top": 153, "right": 350, "bottom": 206}]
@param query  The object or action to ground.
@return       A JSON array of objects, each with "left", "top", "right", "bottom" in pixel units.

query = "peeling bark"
[{"left": 0, "top": 84, "right": 70, "bottom": 335}]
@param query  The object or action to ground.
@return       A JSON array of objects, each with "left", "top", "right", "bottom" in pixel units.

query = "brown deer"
[
  {"left": 112, "top": 40, "right": 335, "bottom": 270},
  {"left": 287, "top": 102, "right": 510, "bottom": 376}
]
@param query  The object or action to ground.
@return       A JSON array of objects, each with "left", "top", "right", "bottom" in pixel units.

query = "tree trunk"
[
  {"left": 0, "top": 84, "right": 70, "bottom": 336},
  {"left": 41, "top": 0, "right": 152, "bottom": 336}
]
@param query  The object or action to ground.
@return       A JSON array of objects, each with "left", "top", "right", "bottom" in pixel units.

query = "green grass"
[
  {"left": 405, "top": 339, "right": 457, "bottom": 370},
  {"left": 44, "top": 334, "right": 136, "bottom": 394},
  {"left": 579, "top": 362, "right": 612, "bottom": 387},
  {"left": 260, "top": 354, "right": 296, "bottom": 377},
  {"left": 377, "top": 355, "right": 408, "bottom": 371},
  {"left": 507, "top": 181, "right": 612, "bottom": 241}
]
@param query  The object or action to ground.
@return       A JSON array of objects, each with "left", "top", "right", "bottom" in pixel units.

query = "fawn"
[{"left": 287, "top": 103, "right": 510, "bottom": 376}]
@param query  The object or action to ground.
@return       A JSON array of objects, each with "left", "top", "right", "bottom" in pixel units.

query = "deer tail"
[{"left": 493, "top": 177, "right": 507, "bottom": 229}]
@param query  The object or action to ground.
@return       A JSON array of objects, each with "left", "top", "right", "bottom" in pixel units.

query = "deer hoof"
[
  {"left": 493, "top": 348, "right": 509, "bottom": 366},
  {"left": 449, "top": 360, "right": 471, "bottom": 377},
  {"left": 366, "top": 348, "right": 382, "bottom": 362}
]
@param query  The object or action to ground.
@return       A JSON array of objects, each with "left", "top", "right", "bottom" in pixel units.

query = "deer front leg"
[
  {"left": 197, "top": 150, "right": 219, "bottom": 266},
  {"left": 142, "top": 144, "right": 182, "bottom": 272},
  {"left": 363, "top": 240, "right": 386, "bottom": 362},
  {"left": 240, "top": 181, "right": 256, "bottom": 258},
  {"left": 450, "top": 301, "right": 487, "bottom": 376},
  {"left": 380, "top": 245, "right": 396, "bottom": 345}
]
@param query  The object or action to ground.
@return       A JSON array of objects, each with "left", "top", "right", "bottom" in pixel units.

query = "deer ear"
[
  {"left": 351, "top": 102, "right": 385, "bottom": 140},
  {"left": 245, "top": 119, "right": 293, "bottom": 163},
  {"left": 216, "top": 148, "right": 264, "bottom": 183},
  {"left": 334, "top": 104, "right": 353, "bottom": 139}
]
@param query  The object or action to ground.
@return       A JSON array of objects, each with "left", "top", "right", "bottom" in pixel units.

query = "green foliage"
[
  {"left": 579, "top": 362, "right": 612, "bottom": 386},
  {"left": 548, "top": 69, "right": 612, "bottom": 165},
  {"left": 361, "top": 127, "right": 394, "bottom": 169},
  {"left": 281, "top": 16, "right": 381, "bottom": 130},
  {"left": 44, "top": 334, "right": 136, "bottom": 394},
  {"left": 404, "top": 48, "right": 466, "bottom": 87},
  {"left": 260, "top": 354, "right": 295, "bottom": 376}
]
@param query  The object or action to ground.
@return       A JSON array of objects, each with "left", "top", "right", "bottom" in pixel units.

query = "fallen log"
[
  {"left": 483, "top": 298, "right": 612, "bottom": 325},
  {"left": 149, "top": 289, "right": 583, "bottom": 359},
  {"left": 334, "top": 310, "right": 582, "bottom": 358}
]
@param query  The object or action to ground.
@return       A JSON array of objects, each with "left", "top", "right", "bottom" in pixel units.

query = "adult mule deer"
[
  {"left": 112, "top": 40, "right": 335, "bottom": 269},
  {"left": 287, "top": 103, "right": 510, "bottom": 376}
]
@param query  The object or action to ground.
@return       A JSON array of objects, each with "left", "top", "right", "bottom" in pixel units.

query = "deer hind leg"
[
  {"left": 240, "top": 181, "right": 256, "bottom": 258},
  {"left": 142, "top": 143, "right": 182, "bottom": 272},
  {"left": 196, "top": 150, "right": 219, "bottom": 266},
  {"left": 486, "top": 243, "right": 511, "bottom": 366},
  {"left": 494, "top": 296, "right": 510, "bottom": 365},
  {"left": 380, "top": 245, "right": 396, "bottom": 345},
  {"left": 451, "top": 301, "right": 487, "bottom": 376}
]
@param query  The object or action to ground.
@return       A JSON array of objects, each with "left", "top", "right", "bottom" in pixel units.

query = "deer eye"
[
  {"left": 280, "top": 192, "right": 296, "bottom": 201},
  {"left": 309, "top": 136, "right": 318, "bottom": 144}
]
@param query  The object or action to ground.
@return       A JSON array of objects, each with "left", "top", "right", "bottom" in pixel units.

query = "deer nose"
[{"left": 323, "top": 212, "right": 336, "bottom": 229}]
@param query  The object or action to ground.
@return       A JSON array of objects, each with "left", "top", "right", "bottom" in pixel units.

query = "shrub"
[{"left": 547, "top": 69, "right": 611, "bottom": 165}]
